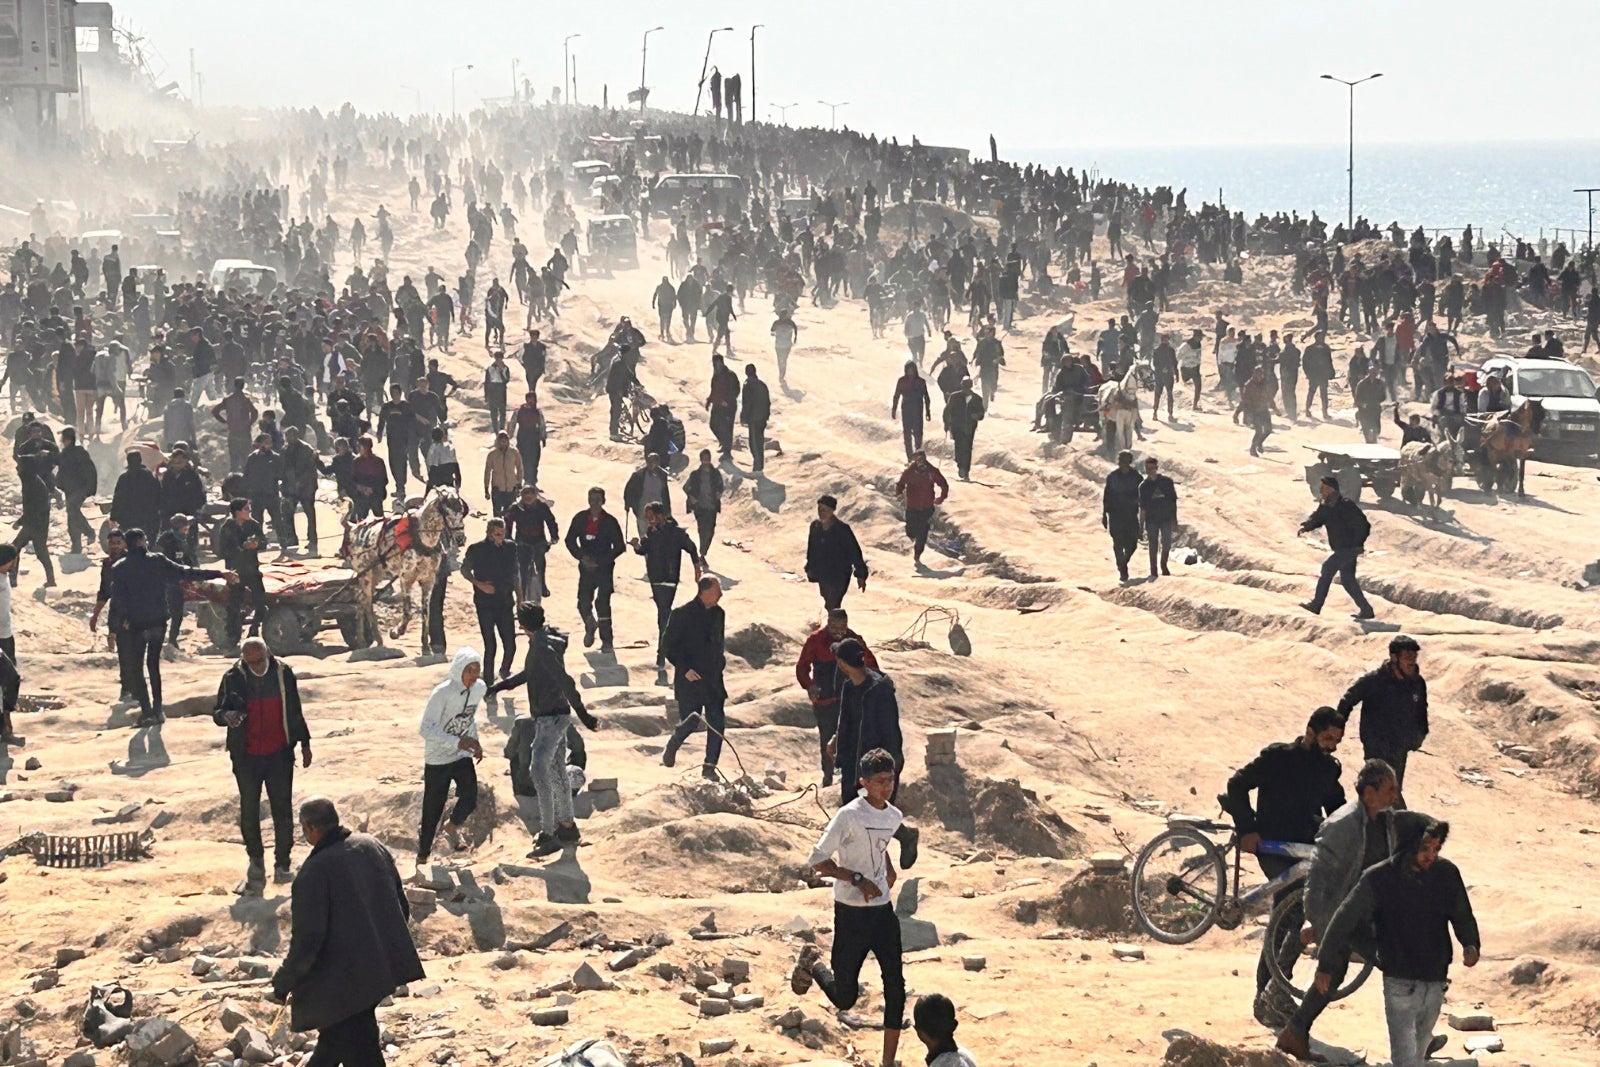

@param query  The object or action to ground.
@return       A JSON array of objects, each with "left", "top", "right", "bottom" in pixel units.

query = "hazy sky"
[{"left": 120, "top": 0, "right": 1596, "bottom": 153}]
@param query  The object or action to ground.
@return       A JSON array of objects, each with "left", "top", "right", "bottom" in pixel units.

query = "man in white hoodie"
[{"left": 416, "top": 648, "right": 486, "bottom": 868}]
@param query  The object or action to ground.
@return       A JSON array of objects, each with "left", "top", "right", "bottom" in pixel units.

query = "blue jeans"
[
  {"left": 1311, "top": 548, "right": 1374, "bottom": 615},
  {"left": 1383, "top": 976, "right": 1445, "bottom": 1067}
]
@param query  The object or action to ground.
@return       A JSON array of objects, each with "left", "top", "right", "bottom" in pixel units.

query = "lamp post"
[
  {"left": 771, "top": 101, "right": 797, "bottom": 125},
  {"left": 693, "top": 26, "right": 734, "bottom": 118},
  {"left": 563, "top": 34, "right": 581, "bottom": 105},
  {"left": 511, "top": 58, "right": 520, "bottom": 102},
  {"left": 818, "top": 99, "right": 848, "bottom": 129},
  {"left": 451, "top": 63, "right": 474, "bottom": 119},
  {"left": 749, "top": 24, "right": 763, "bottom": 124},
  {"left": 1319, "top": 72, "right": 1383, "bottom": 232},
  {"left": 639, "top": 25, "right": 664, "bottom": 113},
  {"left": 1575, "top": 188, "right": 1600, "bottom": 251}
]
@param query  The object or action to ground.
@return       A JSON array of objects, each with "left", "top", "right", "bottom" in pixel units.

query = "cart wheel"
[
  {"left": 338, "top": 614, "right": 373, "bottom": 652},
  {"left": 196, "top": 602, "right": 230, "bottom": 650},
  {"left": 1373, "top": 477, "right": 1396, "bottom": 500},
  {"left": 1304, "top": 462, "right": 1331, "bottom": 500},
  {"left": 262, "top": 606, "right": 306, "bottom": 654}
]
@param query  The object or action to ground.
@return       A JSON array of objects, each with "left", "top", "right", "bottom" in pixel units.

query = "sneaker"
[
  {"left": 240, "top": 860, "right": 266, "bottom": 894},
  {"left": 1352, "top": 609, "right": 1377, "bottom": 621},
  {"left": 1298, "top": 601, "right": 1322, "bottom": 616},
  {"left": 896, "top": 825, "right": 920, "bottom": 869},
  {"left": 790, "top": 945, "right": 820, "bottom": 995},
  {"left": 661, "top": 732, "right": 683, "bottom": 768},
  {"left": 273, "top": 866, "right": 294, "bottom": 884},
  {"left": 700, "top": 763, "right": 718, "bottom": 781},
  {"left": 1425, "top": 1034, "right": 1447, "bottom": 1058},
  {"left": 529, "top": 832, "right": 562, "bottom": 858},
  {"left": 555, "top": 823, "right": 581, "bottom": 844}
]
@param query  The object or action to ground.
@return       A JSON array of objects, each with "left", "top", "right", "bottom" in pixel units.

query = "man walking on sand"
[
  {"left": 1137, "top": 456, "right": 1177, "bottom": 579},
  {"left": 632, "top": 502, "right": 703, "bottom": 667},
  {"left": 1298, "top": 475, "right": 1375, "bottom": 620},
  {"left": 271, "top": 797, "right": 424, "bottom": 1067},
  {"left": 564, "top": 487, "right": 626, "bottom": 653},
  {"left": 806, "top": 495, "right": 868, "bottom": 610},
  {"left": 1336, "top": 635, "right": 1428, "bottom": 797},
  {"left": 796, "top": 609, "right": 878, "bottom": 788},
  {"left": 895, "top": 450, "right": 949, "bottom": 568},
  {"left": 1102, "top": 449, "right": 1142, "bottom": 582},
  {"left": 1314, "top": 818, "right": 1479, "bottom": 1067},
  {"left": 830, "top": 638, "right": 919, "bottom": 867},
  {"left": 660, "top": 576, "right": 728, "bottom": 780},
  {"left": 791, "top": 747, "right": 908, "bottom": 1067},
  {"left": 415, "top": 647, "right": 485, "bottom": 870},
  {"left": 213, "top": 637, "right": 312, "bottom": 892}
]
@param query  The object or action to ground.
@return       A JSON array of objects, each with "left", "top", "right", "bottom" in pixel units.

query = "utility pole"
[
  {"left": 750, "top": 24, "right": 763, "bottom": 124},
  {"left": 563, "top": 34, "right": 581, "bottom": 106},
  {"left": 511, "top": 58, "right": 520, "bottom": 102},
  {"left": 188, "top": 48, "right": 196, "bottom": 105},
  {"left": 639, "top": 26, "right": 663, "bottom": 114},
  {"left": 693, "top": 26, "right": 734, "bottom": 118},
  {"left": 1320, "top": 72, "right": 1383, "bottom": 232},
  {"left": 1576, "top": 188, "right": 1600, "bottom": 251}
]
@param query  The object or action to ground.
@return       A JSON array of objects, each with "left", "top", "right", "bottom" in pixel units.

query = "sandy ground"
[{"left": 2, "top": 167, "right": 1600, "bottom": 1067}]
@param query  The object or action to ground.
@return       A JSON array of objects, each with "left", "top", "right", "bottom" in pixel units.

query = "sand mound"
[
  {"left": 1164, "top": 1034, "right": 1297, "bottom": 1067},
  {"left": 725, "top": 623, "right": 797, "bottom": 669},
  {"left": 899, "top": 767, "right": 1080, "bottom": 859},
  {"left": 611, "top": 812, "right": 817, "bottom": 894}
]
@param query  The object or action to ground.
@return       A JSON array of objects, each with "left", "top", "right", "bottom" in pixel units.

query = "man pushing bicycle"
[{"left": 1221, "top": 706, "right": 1347, "bottom": 1031}]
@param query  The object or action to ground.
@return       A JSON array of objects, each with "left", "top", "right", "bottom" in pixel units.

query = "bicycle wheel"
[
  {"left": 1130, "top": 827, "right": 1227, "bottom": 944},
  {"left": 1265, "top": 886, "right": 1373, "bottom": 1001}
]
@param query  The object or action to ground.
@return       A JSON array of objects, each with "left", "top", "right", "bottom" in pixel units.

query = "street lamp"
[
  {"left": 693, "top": 26, "right": 734, "bottom": 118},
  {"left": 818, "top": 99, "right": 849, "bottom": 129},
  {"left": 563, "top": 34, "right": 582, "bottom": 105},
  {"left": 771, "top": 101, "right": 797, "bottom": 125},
  {"left": 639, "top": 25, "right": 664, "bottom": 113},
  {"left": 1320, "top": 72, "right": 1383, "bottom": 232},
  {"left": 511, "top": 58, "right": 520, "bottom": 102},
  {"left": 450, "top": 63, "right": 474, "bottom": 119},
  {"left": 749, "top": 24, "right": 763, "bottom": 124}
]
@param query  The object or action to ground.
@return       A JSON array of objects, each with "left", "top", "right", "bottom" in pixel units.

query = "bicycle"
[{"left": 1129, "top": 804, "right": 1373, "bottom": 1002}]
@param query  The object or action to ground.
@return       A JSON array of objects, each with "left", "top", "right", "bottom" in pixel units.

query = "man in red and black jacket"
[
  {"left": 213, "top": 637, "right": 312, "bottom": 893},
  {"left": 795, "top": 608, "right": 877, "bottom": 787},
  {"left": 894, "top": 450, "right": 949, "bottom": 567}
]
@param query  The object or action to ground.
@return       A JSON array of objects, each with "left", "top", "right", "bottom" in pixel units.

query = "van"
[
  {"left": 1478, "top": 355, "right": 1600, "bottom": 462},
  {"left": 209, "top": 259, "right": 279, "bottom": 295},
  {"left": 649, "top": 173, "right": 747, "bottom": 216}
]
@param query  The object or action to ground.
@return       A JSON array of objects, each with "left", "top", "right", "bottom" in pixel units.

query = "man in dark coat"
[
  {"left": 110, "top": 449, "right": 161, "bottom": 537},
  {"left": 740, "top": 363, "right": 771, "bottom": 472},
  {"left": 830, "top": 637, "right": 919, "bottom": 867},
  {"left": 1102, "top": 449, "right": 1143, "bottom": 582},
  {"left": 660, "top": 576, "right": 727, "bottom": 779},
  {"left": 563, "top": 486, "right": 626, "bottom": 652},
  {"left": 271, "top": 797, "right": 424, "bottom": 1065},
  {"left": 1298, "top": 474, "right": 1375, "bottom": 620},
  {"left": 56, "top": 427, "right": 97, "bottom": 554},
  {"left": 805, "top": 495, "right": 868, "bottom": 610},
  {"left": 942, "top": 376, "right": 986, "bottom": 480},
  {"left": 1337, "top": 634, "right": 1428, "bottom": 794}
]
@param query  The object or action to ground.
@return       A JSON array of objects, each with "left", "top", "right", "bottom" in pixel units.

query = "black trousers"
[
  {"left": 283, "top": 493, "right": 317, "bottom": 549},
  {"left": 12, "top": 520, "right": 54, "bottom": 585},
  {"left": 692, "top": 509, "right": 717, "bottom": 557},
  {"left": 250, "top": 497, "right": 284, "bottom": 545},
  {"left": 304, "top": 1004, "right": 383, "bottom": 1067},
  {"left": 576, "top": 564, "right": 615, "bottom": 642},
  {"left": 227, "top": 574, "right": 267, "bottom": 644},
  {"left": 490, "top": 490, "right": 515, "bottom": 520},
  {"left": 165, "top": 587, "right": 186, "bottom": 644},
  {"left": 1109, "top": 518, "right": 1139, "bottom": 578},
  {"left": 515, "top": 542, "right": 549, "bottom": 600},
  {"left": 475, "top": 598, "right": 516, "bottom": 677},
  {"left": 651, "top": 583, "right": 677, "bottom": 656},
  {"left": 486, "top": 387, "right": 507, "bottom": 432},
  {"left": 117, "top": 622, "right": 167, "bottom": 718},
  {"left": 812, "top": 701, "right": 839, "bottom": 782},
  {"left": 952, "top": 429, "right": 976, "bottom": 478},
  {"left": 387, "top": 443, "right": 409, "bottom": 498},
  {"left": 667, "top": 678, "right": 726, "bottom": 769},
  {"left": 747, "top": 421, "right": 766, "bottom": 471},
  {"left": 710, "top": 406, "right": 735, "bottom": 455},
  {"left": 235, "top": 747, "right": 295, "bottom": 869},
  {"left": 901, "top": 420, "right": 924, "bottom": 461},
  {"left": 905, "top": 507, "right": 933, "bottom": 557},
  {"left": 817, "top": 901, "right": 906, "bottom": 1030},
  {"left": 426, "top": 556, "right": 449, "bottom": 655},
  {"left": 817, "top": 579, "right": 849, "bottom": 610},
  {"left": 65, "top": 493, "right": 93, "bottom": 553},
  {"left": 1287, "top": 924, "right": 1377, "bottom": 1036},
  {"left": 418, "top": 758, "right": 478, "bottom": 861}
]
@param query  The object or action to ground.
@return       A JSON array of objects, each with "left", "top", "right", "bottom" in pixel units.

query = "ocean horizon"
[{"left": 1017, "top": 139, "right": 1600, "bottom": 245}]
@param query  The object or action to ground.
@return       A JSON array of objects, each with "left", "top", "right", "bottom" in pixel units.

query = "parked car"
[{"left": 1478, "top": 355, "right": 1600, "bottom": 462}]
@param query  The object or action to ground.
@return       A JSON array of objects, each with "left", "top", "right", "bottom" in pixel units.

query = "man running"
[
  {"left": 415, "top": 647, "right": 485, "bottom": 871},
  {"left": 564, "top": 487, "right": 626, "bottom": 653},
  {"left": 660, "top": 576, "right": 728, "bottom": 780},
  {"left": 460, "top": 519, "right": 521, "bottom": 681},
  {"left": 806, "top": 495, "right": 868, "bottom": 609},
  {"left": 632, "top": 502, "right": 703, "bottom": 668},
  {"left": 796, "top": 610, "right": 877, "bottom": 788},
  {"left": 895, "top": 450, "right": 949, "bottom": 568},
  {"left": 1298, "top": 475, "right": 1375, "bottom": 620}
]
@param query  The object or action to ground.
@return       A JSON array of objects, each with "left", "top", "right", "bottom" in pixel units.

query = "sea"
[{"left": 1020, "top": 140, "right": 1600, "bottom": 247}]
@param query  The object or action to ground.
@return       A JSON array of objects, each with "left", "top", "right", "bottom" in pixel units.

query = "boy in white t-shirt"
[{"left": 792, "top": 747, "right": 906, "bottom": 1067}]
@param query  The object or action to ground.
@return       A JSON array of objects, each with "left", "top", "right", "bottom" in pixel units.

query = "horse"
[
  {"left": 1472, "top": 398, "right": 1544, "bottom": 497},
  {"left": 1399, "top": 436, "right": 1462, "bottom": 510},
  {"left": 344, "top": 486, "right": 468, "bottom": 650},
  {"left": 1096, "top": 366, "right": 1140, "bottom": 456}
]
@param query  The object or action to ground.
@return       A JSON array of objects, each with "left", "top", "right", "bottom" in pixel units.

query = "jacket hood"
[{"left": 448, "top": 646, "right": 482, "bottom": 686}]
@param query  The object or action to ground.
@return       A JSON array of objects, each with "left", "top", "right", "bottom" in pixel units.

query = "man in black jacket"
[
  {"left": 1315, "top": 818, "right": 1478, "bottom": 1067},
  {"left": 461, "top": 519, "right": 521, "bottom": 680},
  {"left": 1222, "top": 706, "right": 1347, "bottom": 1028},
  {"left": 109, "top": 528, "right": 233, "bottom": 725},
  {"left": 830, "top": 637, "right": 919, "bottom": 867},
  {"left": 158, "top": 446, "right": 207, "bottom": 533},
  {"left": 741, "top": 363, "right": 771, "bottom": 473},
  {"left": 684, "top": 450, "right": 724, "bottom": 559},
  {"left": 217, "top": 498, "right": 267, "bottom": 649},
  {"left": 271, "top": 798, "right": 424, "bottom": 1063},
  {"left": 1102, "top": 449, "right": 1142, "bottom": 582},
  {"left": 806, "top": 495, "right": 868, "bottom": 610},
  {"left": 661, "top": 576, "right": 727, "bottom": 779},
  {"left": 279, "top": 426, "right": 324, "bottom": 555},
  {"left": 156, "top": 513, "right": 199, "bottom": 652},
  {"left": 1137, "top": 456, "right": 1178, "bottom": 580},
  {"left": 563, "top": 487, "right": 626, "bottom": 652},
  {"left": 1337, "top": 634, "right": 1428, "bottom": 795},
  {"left": 242, "top": 434, "right": 285, "bottom": 547},
  {"left": 1298, "top": 475, "right": 1375, "bottom": 619},
  {"left": 214, "top": 637, "right": 312, "bottom": 888},
  {"left": 633, "top": 503, "right": 703, "bottom": 668},
  {"left": 942, "top": 377, "right": 986, "bottom": 481},
  {"left": 13, "top": 423, "right": 57, "bottom": 587},
  {"left": 56, "top": 427, "right": 96, "bottom": 554},
  {"left": 110, "top": 449, "right": 160, "bottom": 540}
]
